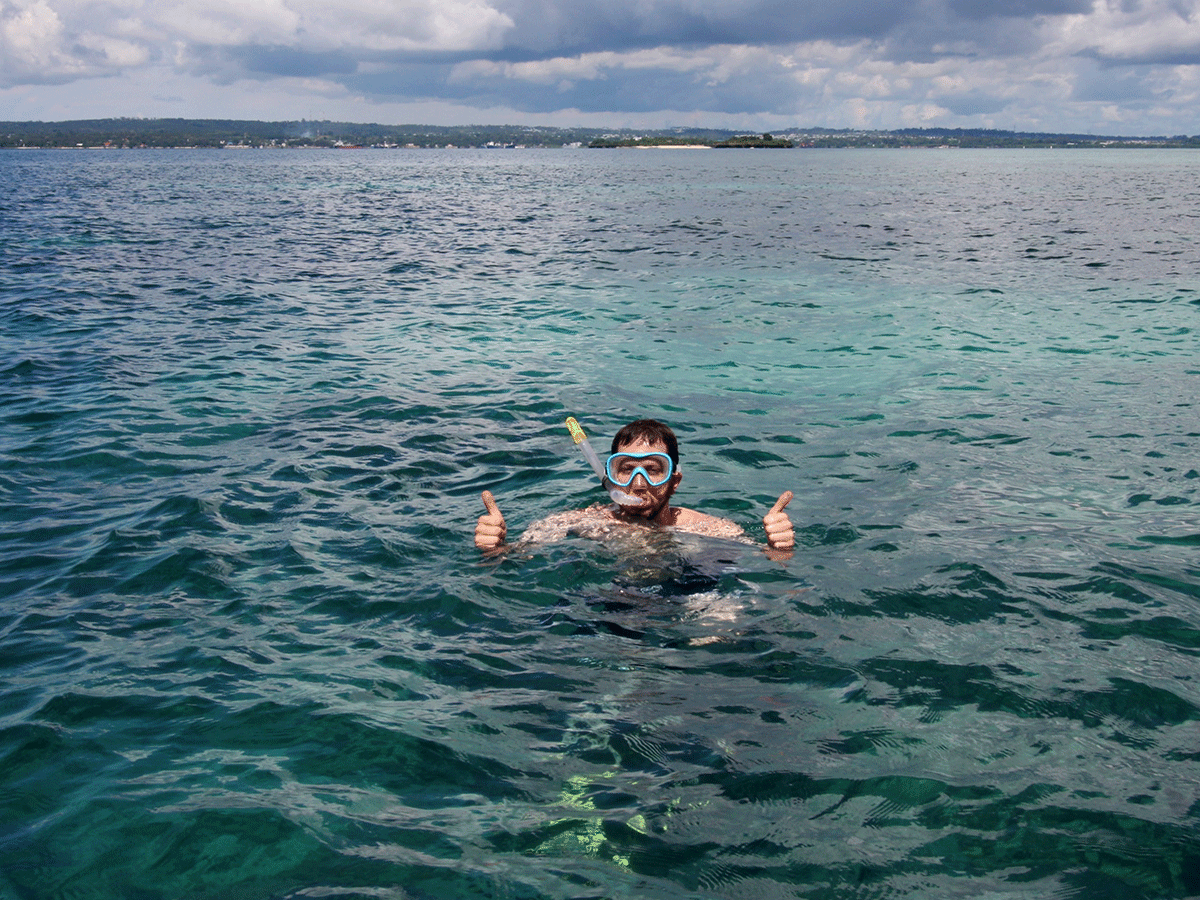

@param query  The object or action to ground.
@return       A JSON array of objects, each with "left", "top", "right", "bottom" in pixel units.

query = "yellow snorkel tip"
[{"left": 565, "top": 416, "right": 586, "bottom": 445}]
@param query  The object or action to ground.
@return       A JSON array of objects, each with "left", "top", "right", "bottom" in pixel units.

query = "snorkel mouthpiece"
[{"left": 565, "top": 416, "right": 644, "bottom": 506}]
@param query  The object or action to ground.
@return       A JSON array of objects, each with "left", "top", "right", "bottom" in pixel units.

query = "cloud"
[
  {"left": 947, "top": 0, "right": 1091, "bottom": 19},
  {"left": 1059, "top": 0, "right": 1200, "bottom": 65},
  {"left": 1, "top": 0, "right": 1199, "bottom": 134},
  {"left": 297, "top": 0, "right": 515, "bottom": 53},
  {"left": 1, "top": 0, "right": 515, "bottom": 87},
  {"left": 1, "top": 0, "right": 137, "bottom": 85},
  {"left": 486, "top": 0, "right": 912, "bottom": 57}
]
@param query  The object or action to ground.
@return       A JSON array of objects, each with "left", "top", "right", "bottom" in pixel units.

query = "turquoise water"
[{"left": 2, "top": 147, "right": 1199, "bottom": 899}]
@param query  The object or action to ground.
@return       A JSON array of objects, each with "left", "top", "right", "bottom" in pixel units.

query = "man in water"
[{"left": 474, "top": 419, "right": 795, "bottom": 554}]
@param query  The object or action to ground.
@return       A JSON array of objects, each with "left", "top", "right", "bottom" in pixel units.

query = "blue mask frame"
[{"left": 605, "top": 451, "right": 675, "bottom": 487}]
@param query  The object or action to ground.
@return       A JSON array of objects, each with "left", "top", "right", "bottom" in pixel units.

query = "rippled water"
[{"left": 2, "top": 147, "right": 1199, "bottom": 899}]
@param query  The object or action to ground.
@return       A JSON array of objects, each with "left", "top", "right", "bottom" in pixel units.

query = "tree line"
[{"left": 3, "top": 119, "right": 1197, "bottom": 149}]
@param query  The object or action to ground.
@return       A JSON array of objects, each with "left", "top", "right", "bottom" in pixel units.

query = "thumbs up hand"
[
  {"left": 475, "top": 490, "right": 507, "bottom": 551},
  {"left": 763, "top": 491, "right": 795, "bottom": 551}
]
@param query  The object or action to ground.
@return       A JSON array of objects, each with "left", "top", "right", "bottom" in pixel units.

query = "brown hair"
[{"left": 611, "top": 419, "right": 679, "bottom": 467}]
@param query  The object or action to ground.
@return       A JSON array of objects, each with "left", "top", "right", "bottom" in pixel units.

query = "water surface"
[{"left": 2, "top": 147, "right": 1199, "bottom": 899}]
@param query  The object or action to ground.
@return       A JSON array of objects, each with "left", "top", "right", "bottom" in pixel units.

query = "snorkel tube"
[{"left": 565, "top": 417, "right": 644, "bottom": 506}]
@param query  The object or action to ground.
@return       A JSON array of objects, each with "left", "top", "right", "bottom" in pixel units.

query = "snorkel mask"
[{"left": 605, "top": 451, "right": 674, "bottom": 487}]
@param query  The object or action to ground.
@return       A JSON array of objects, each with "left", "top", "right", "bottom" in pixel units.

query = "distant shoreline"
[
  {"left": 7, "top": 143, "right": 1198, "bottom": 151},
  {"left": 3, "top": 118, "right": 1198, "bottom": 150}
]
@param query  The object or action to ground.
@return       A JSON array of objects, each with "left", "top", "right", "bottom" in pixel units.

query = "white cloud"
[
  {"left": 2, "top": 0, "right": 72, "bottom": 80},
  {"left": 1055, "top": 0, "right": 1200, "bottom": 62},
  {"left": 76, "top": 31, "right": 149, "bottom": 66},
  {"left": 899, "top": 102, "right": 951, "bottom": 124},
  {"left": 295, "top": 0, "right": 514, "bottom": 53},
  {"left": 1, "top": 0, "right": 515, "bottom": 84},
  {"left": 451, "top": 46, "right": 720, "bottom": 87},
  {"left": 155, "top": 0, "right": 301, "bottom": 47}
]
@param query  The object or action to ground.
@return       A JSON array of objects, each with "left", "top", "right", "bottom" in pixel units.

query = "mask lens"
[{"left": 606, "top": 452, "right": 673, "bottom": 487}]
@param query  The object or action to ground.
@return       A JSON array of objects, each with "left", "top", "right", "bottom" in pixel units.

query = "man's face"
[{"left": 612, "top": 438, "right": 680, "bottom": 518}]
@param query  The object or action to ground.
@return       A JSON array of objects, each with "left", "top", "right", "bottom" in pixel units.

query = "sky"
[{"left": 2, "top": 0, "right": 1200, "bottom": 135}]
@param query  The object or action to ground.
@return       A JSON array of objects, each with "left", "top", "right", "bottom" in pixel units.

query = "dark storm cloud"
[
  {"left": 947, "top": 0, "right": 1092, "bottom": 18},
  {"left": 1086, "top": 46, "right": 1200, "bottom": 66},
  {"left": 351, "top": 54, "right": 807, "bottom": 116},
  {"left": 177, "top": 44, "right": 358, "bottom": 84},
  {"left": 232, "top": 46, "right": 359, "bottom": 78},
  {"left": 940, "top": 92, "right": 1012, "bottom": 116},
  {"left": 488, "top": 0, "right": 914, "bottom": 58},
  {"left": 331, "top": 0, "right": 1065, "bottom": 116},
  {"left": 1071, "top": 62, "right": 1159, "bottom": 103},
  {"left": 877, "top": 1, "right": 1059, "bottom": 62}
]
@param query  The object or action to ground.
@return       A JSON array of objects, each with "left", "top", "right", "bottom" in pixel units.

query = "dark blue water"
[{"left": 2, "top": 147, "right": 1199, "bottom": 899}]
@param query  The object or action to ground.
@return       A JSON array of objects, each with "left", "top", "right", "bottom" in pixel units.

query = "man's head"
[
  {"left": 611, "top": 419, "right": 679, "bottom": 467},
  {"left": 609, "top": 419, "right": 682, "bottom": 520}
]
